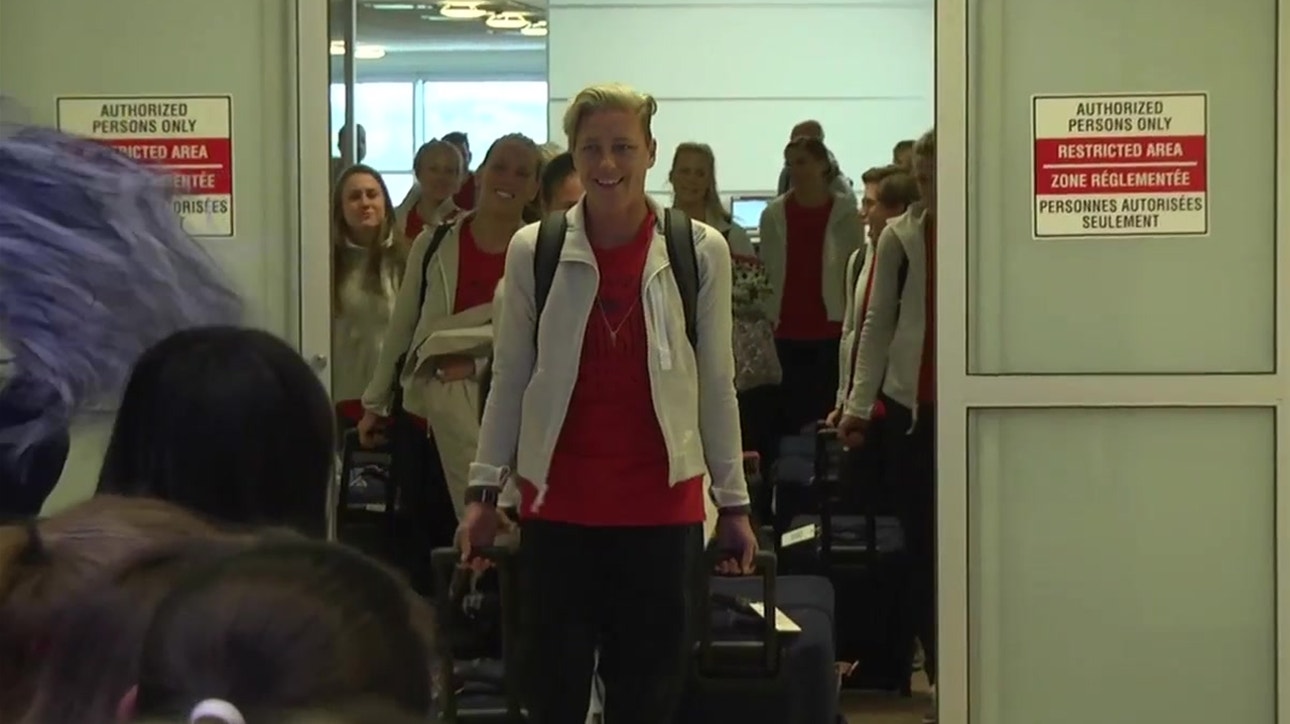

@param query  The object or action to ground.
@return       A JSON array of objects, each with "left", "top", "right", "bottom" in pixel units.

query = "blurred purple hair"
[{"left": 0, "top": 107, "right": 243, "bottom": 454}]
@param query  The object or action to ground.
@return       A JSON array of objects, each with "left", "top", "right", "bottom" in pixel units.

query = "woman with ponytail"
[{"left": 356, "top": 134, "right": 543, "bottom": 548}]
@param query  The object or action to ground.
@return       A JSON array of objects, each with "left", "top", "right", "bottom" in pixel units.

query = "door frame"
[
  {"left": 934, "top": 1, "right": 1290, "bottom": 723},
  {"left": 292, "top": 0, "right": 334, "bottom": 397}
]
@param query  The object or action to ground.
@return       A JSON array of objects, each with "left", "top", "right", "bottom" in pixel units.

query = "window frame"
[{"left": 330, "top": 76, "right": 550, "bottom": 185}]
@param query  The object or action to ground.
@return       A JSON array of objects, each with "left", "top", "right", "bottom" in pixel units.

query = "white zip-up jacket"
[
  {"left": 845, "top": 204, "right": 930, "bottom": 420},
  {"left": 362, "top": 215, "right": 478, "bottom": 419},
  {"left": 835, "top": 242, "right": 875, "bottom": 410},
  {"left": 757, "top": 191, "right": 863, "bottom": 326},
  {"left": 468, "top": 198, "right": 751, "bottom": 512}
]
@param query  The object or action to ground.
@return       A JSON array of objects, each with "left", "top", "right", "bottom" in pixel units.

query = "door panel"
[
  {"left": 966, "top": 0, "right": 1278, "bottom": 375},
  {"left": 969, "top": 407, "right": 1276, "bottom": 724}
]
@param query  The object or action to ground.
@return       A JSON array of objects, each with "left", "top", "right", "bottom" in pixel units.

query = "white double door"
[{"left": 934, "top": 0, "right": 1290, "bottom": 723}]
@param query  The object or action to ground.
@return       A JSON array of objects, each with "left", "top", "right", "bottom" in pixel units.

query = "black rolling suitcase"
[
  {"left": 430, "top": 546, "right": 526, "bottom": 723},
  {"left": 780, "top": 423, "right": 915, "bottom": 695},
  {"left": 335, "top": 406, "right": 446, "bottom": 594},
  {"left": 677, "top": 550, "right": 840, "bottom": 724},
  {"left": 335, "top": 428, "right": 397, "bottom": 557},
  {"left": 769, "top": 425, "right": 819, "bottom": 533}
]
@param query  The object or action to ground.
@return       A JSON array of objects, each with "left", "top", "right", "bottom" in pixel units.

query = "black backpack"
[{"left": 532, "top": 208, "right": 700, "bottom": 349}]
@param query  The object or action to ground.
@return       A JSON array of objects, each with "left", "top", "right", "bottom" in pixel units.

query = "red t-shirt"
[
  {"left": 521, "top": 213, "right": 705, "bottom": 526},
  {"left": 776, "top": 196, "right": 843, "bottom": 341},
  {"left": 453, "top": 223, "right": 507, "bottom": 313},
  {"left": 918, "top": 218, "right": 936, "bottom": 403},
  {"left": 453, "top": 174, "right": 477, "bottom": 210},
  {"left": 404, "top": 205, "right": 426, "bottom": 241}
]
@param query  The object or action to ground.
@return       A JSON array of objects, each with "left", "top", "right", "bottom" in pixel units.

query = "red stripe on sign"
[
  {"left": 169, "top": 169, "right": 232, "bottom": 196},
  {"left": 1034, "top": 135, "right": 1206, "bottom": 165},
  {"left": 99, "top": 138, "right": 232, "bottom": 196},
  {"left": 1035, "top": 164, "right": 1206, "bottom": 195},
  {"left": 100, "top": 138, "right": 232, "bottom": 167}
]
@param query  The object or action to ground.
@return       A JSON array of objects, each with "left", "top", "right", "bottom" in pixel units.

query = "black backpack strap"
[
  {"left": 417, "top": 221, "right": 455, "bottom": 309},
  {"left": 532, "top": 211, "right": 568, "bottom": 346},
  {"left": 392, "top": 221, "right": 455, "bottom": 411},
  {"left": 896, "top": 248, "right": 909, "bottom": 298},
  {"left": 663, "top": 209, "right": 699, "bottom": 349},
  {"left": 849, "top": 247, "right": 867, "bottom": 299}
]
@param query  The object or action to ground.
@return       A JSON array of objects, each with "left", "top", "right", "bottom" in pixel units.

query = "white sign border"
[
  {"left": 54, "top": 93, "right": 236, "bottom": 239},
  {"left": 1029, "top": 91, "right": 1211, "bottom": 241}
]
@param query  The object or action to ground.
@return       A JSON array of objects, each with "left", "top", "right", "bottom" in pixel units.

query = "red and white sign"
[
  {"left": 1032, "top": 93, "right": 1207, "bottom": 238},
  {"left": 57, "top": 95, "right": 234, "bottom": 237}
]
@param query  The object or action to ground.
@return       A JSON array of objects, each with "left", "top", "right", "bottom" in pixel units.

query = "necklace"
[{"left": 596, "top": 295, "right": 639, "bottom": 346}]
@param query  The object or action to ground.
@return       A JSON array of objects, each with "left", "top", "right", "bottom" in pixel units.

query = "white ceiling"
[{"left": 337, "top": 1, "right": 548, "bottom": 50}]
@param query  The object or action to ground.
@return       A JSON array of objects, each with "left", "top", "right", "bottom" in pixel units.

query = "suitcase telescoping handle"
[
  {"left": 813, "top": 422, "right": 880, "bottom": 563},
  {"left": 696, "top": 549, "right": 780, "bottom": 676},
  {"left": 429, "top": 546, "right": 524, "bottom": 723}
]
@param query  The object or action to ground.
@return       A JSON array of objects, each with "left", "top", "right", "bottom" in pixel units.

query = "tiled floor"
[{"left": 840, "top": 673, "right": 933, "bottom": 723}]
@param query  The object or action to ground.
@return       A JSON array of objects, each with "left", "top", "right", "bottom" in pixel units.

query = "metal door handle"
[{"left": 309, "top": 353, "right": 328, "bottom": 372}]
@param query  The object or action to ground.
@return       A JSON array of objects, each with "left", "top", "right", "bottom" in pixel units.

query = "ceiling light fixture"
[
  {"left": 485, "top": 11, "right": 529, "bottom": 30},
  {"left": 519, "top": 20, "right": 548, "bottom": 36},
  {"left": 329, "top": 41, "right": 387, "bottom": 60},
  {"left": 438, "top": 2, "right": 488, "bottom": 19}
]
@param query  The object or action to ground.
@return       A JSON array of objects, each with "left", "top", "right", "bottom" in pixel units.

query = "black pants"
[
  {"left": 882, "top": 397, "right": 937, "bottom": 683},
  {"left": 518, "top": 520, "right": 704, "bottom": 724},
  {"left": 775, "top": 338, "right": 840, "bottom": 435},
  {"left": 737, "top": 384, "right": 780, "bottom": 524}
]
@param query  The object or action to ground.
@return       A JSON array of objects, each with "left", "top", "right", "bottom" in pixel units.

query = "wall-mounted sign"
[
  {"left": 1031, "top": 92, "right": 1208, "bottom": 238},
  {"left": 56, "top": 95, "right": 234, "bottom": 237}
]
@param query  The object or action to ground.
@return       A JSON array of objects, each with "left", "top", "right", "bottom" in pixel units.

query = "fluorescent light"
[
  {"left": 439, "top": 2, "right": 488, "bottom": 19},
  {"left": 329, "top": 42, "right": 387, "bottom": 60},
  {"left": 519, "top": 20, "right": 548, "bottom": 36},
  {"left": 485, "top": 11, "right": 529, "bottom": 29}
]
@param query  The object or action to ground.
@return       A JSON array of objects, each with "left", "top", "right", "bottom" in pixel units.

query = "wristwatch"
[{"left": 465, "top": 485, "right": 501, "bottom": 507}]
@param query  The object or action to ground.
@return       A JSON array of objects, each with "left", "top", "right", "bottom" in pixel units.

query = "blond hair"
[
  {"left": 561, "top": 83, "right": 658, "bottom": 147},
  {"left": 670, "top": 142, "right": 729, "bottom": 224}
]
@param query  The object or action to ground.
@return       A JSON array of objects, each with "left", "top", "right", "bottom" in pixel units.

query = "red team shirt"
[{"left": 520, "top": 214, "right": 705, "bottom": 526}]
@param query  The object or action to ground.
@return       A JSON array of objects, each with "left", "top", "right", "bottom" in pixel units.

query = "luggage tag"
[
  {"left": 780, "top": 522, "right": 820, "bottom": 548},
  {"left": 747, "top": 602, "right": 802, "bottom": 633}
]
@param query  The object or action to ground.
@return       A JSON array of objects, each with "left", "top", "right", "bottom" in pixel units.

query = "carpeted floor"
[{"left": 840, "top": 673, "right": 933, "bottom": 723}]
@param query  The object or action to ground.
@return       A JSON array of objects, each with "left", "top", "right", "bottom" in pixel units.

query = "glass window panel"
[
  {"left": 423, "top": 81, "right": 549, "bottom": 169},
  {"left": 967, "top": 0, "right": 1277, "bottom": 373},
  {"left": 378, "top": 172, "right": 416, "bottom": 209},
  {"left": 329, "top": 81, "right": 417, "bottom": 173},
  {"left": 969, "top": 407, "right": 1275, "bottom": 724}
]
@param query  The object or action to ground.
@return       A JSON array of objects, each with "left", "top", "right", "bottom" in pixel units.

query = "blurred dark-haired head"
[
  {"left": 133, "top": 540, "right": 432, "bottom": 720},
  {"left": 540, "top": 151, "right": 581, "bottom": 213},
  {"left": 95, "top": 326, "right": 334, "bottom": 537},
  {"left": 19, "top": 538, "right": 256, "bottom": 724}
]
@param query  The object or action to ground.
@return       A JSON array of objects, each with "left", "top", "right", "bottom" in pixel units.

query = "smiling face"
[
  {"left": 669, "top": 149, "right": 711, "bottom": 208},
  {"left": 415, "top": 144, "right": 463, "bottom": 204},
  {"left": 573, "top": 108, "right": 655, "bottom": 216},
  {"left": 340, "top": 172, "right": 385, "bottom": 235},
  {"left": 474, "top": 138, "right": 540, "bottom": 217}
]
